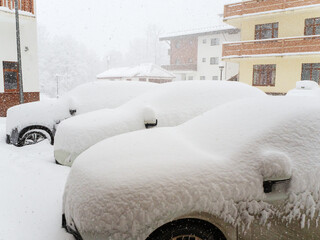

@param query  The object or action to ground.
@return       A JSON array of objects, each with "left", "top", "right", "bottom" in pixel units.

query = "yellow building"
[{"left": 223, "top": 0, "right": 320, "bottom": 94}]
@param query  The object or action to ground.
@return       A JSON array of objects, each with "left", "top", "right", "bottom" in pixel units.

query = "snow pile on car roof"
[
  {"left": 63, "top": 96, "right": 320, "bottom": 239},
  {"left": 96, "top": 63, "right": 175, "bottom": 79},
  {"left": 65, "top": 80, "right": 158, "bottom": 114},
  {"left": 54, "top": 81, "right": 266, "bottom": 166},
  {"left": 286, "top": 80, "right": 320, "bottom": 97}
]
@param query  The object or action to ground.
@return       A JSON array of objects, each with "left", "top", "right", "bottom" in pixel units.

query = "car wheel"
[
  {"left": 146, "top": 219, "right": 226, "bottom": 240},
  {"left": 19, "top": 131, "right": 47, "bottom": 146}
]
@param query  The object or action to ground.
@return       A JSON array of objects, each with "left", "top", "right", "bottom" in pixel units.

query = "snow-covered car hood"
[
  {"left": 6, "top": 98, "right": 70, "bottom": 135},
  {"left": 55, "top": 80, "right": 266, "bottom": 166},
  {"left": 63, "top": 97, "right": 320, "bottom": 239}
]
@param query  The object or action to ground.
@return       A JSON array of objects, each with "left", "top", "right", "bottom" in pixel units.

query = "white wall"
[
  {"left": 197, "top": 31, "right": 240, "bottom": 81},
  {"left": 0, "top": 10, "right": 39, "bottom": 93}
]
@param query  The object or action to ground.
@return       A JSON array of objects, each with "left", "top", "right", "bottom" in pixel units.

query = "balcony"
[
  {"left": 223, "top": 35, "right": 320, "bottom": 58},
  {"left": 162, "top": 64, "right": 197, "bottom": 71},
  {"left": 224, "top": 0, "right": 320, "bottom": 19},
  {"left": 0, "top": 0, "right": 34, "bottom": 14}
]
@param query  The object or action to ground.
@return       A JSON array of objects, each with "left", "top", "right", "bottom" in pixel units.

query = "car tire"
[
  {"left": 146, "top": 218, "right": 226, "bottom": 240},
  {"left": 19, "top": 130, "right": 47, "bottom": 146}
]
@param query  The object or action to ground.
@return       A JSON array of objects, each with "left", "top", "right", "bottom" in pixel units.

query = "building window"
[
  {"left": 203, "top": 39, "right": 207, "bottom": 44},
  {"left": 175, "top": 41, "right": 181, "bottom": 49},
  {"left": 305, "top": 17, "right": 320, "bottom": 36},
  {"left": 211, "top": 38, "right": 220, "bottom": 46},
  {"left": 253, "top": 64, "right": 276, "bottom": 86},
  {"left": 212, "top": 76, "right": 218, "bottom": 80},
  {"left": 301, "top": 63, "right": 320, "bottom": 83},
  {"left": 189, "top": 40, "right": 193, "bottom": 45},
  {"left": 255, "top": 22, "right": 278, "bottom": 40},
  {"left": 200, "top": 76, "right": 206, "bottom": 80},
  {"left": 175, "top": 59, "right": 180, "bottom": 65},
  {"left": 3, "top": 61, "right": 19, "bottom": 92},
  {"left": 188, "top": 76, "right": 194, "bottom": 80},
  {"left": 210, "top": 57, "right": 219, "bottom": 65},
  {"left": 188, "top": 58, "right": 193, "bottom": 63},
  {"left": 202, "top": 58, "right": 206, "bottom": 63},
  {"left": 139, "top": 78, "right": 147, "bottom": 82}
]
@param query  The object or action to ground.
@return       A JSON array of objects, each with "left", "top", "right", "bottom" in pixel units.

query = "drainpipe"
[{"left": 15, "top": 0, "right": 24, "bottom": 104}]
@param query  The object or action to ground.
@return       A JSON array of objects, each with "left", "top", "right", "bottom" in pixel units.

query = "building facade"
[
  {"left": 160, "top": 26, "right": 240, "bottom": 81},
  {"left": 223, "top": 0, "right": 320, "bottom": 94},
  {"left": 0, "top": 0, "right": 39, "bottom": 117}
]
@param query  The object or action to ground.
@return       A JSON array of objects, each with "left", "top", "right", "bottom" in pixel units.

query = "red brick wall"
[
  {"left": 0, "top": 92, "right": 40, "bottom": 117},
  {"left": 170, "top": 36, "right": 198, "bottom": 66}
]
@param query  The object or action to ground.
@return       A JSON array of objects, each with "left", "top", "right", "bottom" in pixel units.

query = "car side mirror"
[
  {"left": 263, "top": 178, "right": 291, "bottom": 193},
  {"left": 145, "top": 119, "right": 158, "bottom": 129},
  {"left": 69, "top": 109, "right": 77, "bottom": 116},
  {"left": 142, "top": 106, "right": 158, "bottom": 129},
  {"left": 260, "top": 151, "right": 292, "bottom": 195}
]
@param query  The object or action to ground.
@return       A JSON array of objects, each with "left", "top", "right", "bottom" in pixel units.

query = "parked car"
[
  {"left": 62, "top": 96, "right": 320, "bottom": 240},
  {"left": 286, "top": 80, "right": 320, "bottom": 97},
  {"left": 54, "top": 81, "right": 266, "bottom": 166},
  {"left": 6, "top": 81, "right": 158, "bottom": 146}
]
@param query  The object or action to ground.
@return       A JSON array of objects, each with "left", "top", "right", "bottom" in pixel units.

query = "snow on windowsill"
[
  {"left": 222, "top": 51, "right": 320, "bottom": 59},
  {"left": 224, "top": 4, "right": 320, "bottom": 21},
  {"left": 0, "top": 6, "right": 35, "bottom": 17},
  {"left": 223, "top": 34, "right": 320, "bottom": 45}
]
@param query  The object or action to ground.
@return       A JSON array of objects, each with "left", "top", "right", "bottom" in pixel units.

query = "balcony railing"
[
  {"left": 0, "top": 0, "right": 34, "bottom": 14},
  {"left": 162, "top": 64, "right": 197, "bottom": 71},
  {"left": 222, "top": 35, "right": 320, "bottom": 58},
  {"left": 224, "top": 0, "right": 320, "bottom": 19}
]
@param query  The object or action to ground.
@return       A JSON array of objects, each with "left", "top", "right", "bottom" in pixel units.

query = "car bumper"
[
  {"left": 6, "top": 128, "right": 20, "bottom": 145},
  {"left": 54, "top": 149, "right": 79, "bottom": 166},
  {"left": 6, "top": 134, "right": 11, "bottom": 144},
  {"left": 62, "top": 214, "right": 83, "bottom": 240}
]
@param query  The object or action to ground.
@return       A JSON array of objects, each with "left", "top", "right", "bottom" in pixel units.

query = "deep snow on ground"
[{"left": 0, "top": 118, "right": 74, "bottom": 240}]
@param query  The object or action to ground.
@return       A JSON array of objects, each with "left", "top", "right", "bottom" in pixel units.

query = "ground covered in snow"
[{"left": 0, "top": 118, "right": 74, "bottom": 240}]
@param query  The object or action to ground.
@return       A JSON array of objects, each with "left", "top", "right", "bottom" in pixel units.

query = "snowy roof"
[
  {"left": 96, "top": 63, "right": 176, "bottom": 79},
  {"left": 159, "top": 24, "right": 238, "bottom": 40}
]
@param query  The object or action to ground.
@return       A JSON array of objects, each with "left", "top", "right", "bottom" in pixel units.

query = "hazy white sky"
[{"left": 36, "top": 0, "right": 237, "bottom": 57}]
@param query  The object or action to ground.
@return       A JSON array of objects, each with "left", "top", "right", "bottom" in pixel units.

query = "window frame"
[
  {"left": 3, "top": 61, "right": 19, "bottom": 93},
  {"left": 304, "top": 17, "right": 320, "bottom": 36},
  {"left": 210, "top": 57, "right": 219, "bottom": 65},
  {"left": 255, "top": 22, "right": 278, "bottom": 40},
  {"left": 210, "top": 38, "right": 220, "bottom": 46},
  {"left": 252, "top": 64, "right": 276, "bottom": 87},
  {"left": 301, "top": 63, "right": 320, "bottom": 83}
]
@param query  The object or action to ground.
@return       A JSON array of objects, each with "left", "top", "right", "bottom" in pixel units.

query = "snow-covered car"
[
  {"left": 286, "top": 80, "right": 320, "bottom": 97},
  {"left": 6, "top": 81, "right": 157, "bottom": 146},
  {"left": 62, "top": 96, "right": 320, "bottom": 240},
  {"left": 54, "top": 81, "right": 266, "bottom": 166}
]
